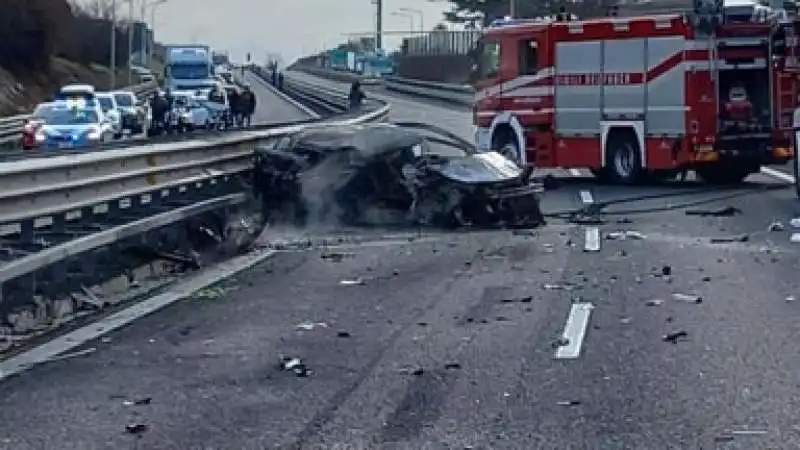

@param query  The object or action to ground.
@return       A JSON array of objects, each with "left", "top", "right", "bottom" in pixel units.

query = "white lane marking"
[
  {"left": 578, "top": 190, "right": 594, "bottom": 206},
  {"left": 555, "top": 303, "right": 594, "bottom": 360},
  {"left": 568, "top": 168, "right": 582, "bottom": 177},
  {"left": 760, "top": 167, "right": 794, "bottom": 184},
  {"left": 583, "top": 227, "right": 600, "bottom": 252},
  {"left": 0, "top": 249, "right": 277, "bottom": 382}
]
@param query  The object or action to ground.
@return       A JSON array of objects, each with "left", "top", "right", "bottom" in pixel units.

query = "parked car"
[
  {"left": 95, "top": 92, "right": 123, "bottom": 139},
  {"left": 33, "top": 101, "right": 115, "bottom": 149},
  {"left": 171, "top": 91, "right": 212, "bottom": 131}
]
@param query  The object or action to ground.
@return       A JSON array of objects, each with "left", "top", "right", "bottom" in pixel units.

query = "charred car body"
[{"left": 252, "top": 123, "right": 544, "bottom": 229}]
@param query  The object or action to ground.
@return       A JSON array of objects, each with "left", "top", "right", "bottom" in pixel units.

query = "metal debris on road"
[
  {"left": 339, "top": 278, "right": 366, "bottom": 286},
  {"left": 791, "top": 233, "right": 800, "bottom": 243},
  {"left": 605, "top": 230, "right": 646, "bottom": 240},
  {"left": 584, "top": 227, "right": 601, "bottom": 252},
  {"left": 663, "top": 330, "right": 688, "bottom": 343},
  {"left": 123, "top": 397, "right": 152, "bottom": 406},
  {"left": 768, "top": 221, "right": 785, "bottom": 232},
  {"left": 336, "top": 331, "right": 351, "bottom": 338},
  {"left": 279, "top": 356, "right": 311, "bottom": 377},
  {"left": 672, "top": 293, "right": 703, "bottom": 304},
  {"left": 44, "top": 347, "right": 97, "bottom": 363},
  {"left": 124, "top": 423, "right": 148, "bottom": 435},
  {"left": 296, "top": 321, "right": 328, "bottom": 331},
  {"left": 444, "top": 362, "right": 462, "bottom": 370},
  {"left": 685, "top": 206, "right": 741, "bottom": 217},
  {"left": 709, "top": 234, "right": 749, "bottom": 244},
  {"left": 791, "top": 218, "right": 800, "bottom": 228},
  {"left": 320, "top": 252, "right": 354, "bottom": 262},
  {"left": 557, "top": 400, "right": 581, "bottom": 406},
  {"left": 543, "top": 283, "right": 576, "bottom": 290},
  {"left": 193, "top": 285, "right": 235, "bottom": 299},
  {"left": 645, "top": 299, "right": 664, "bottom": 306},
  {"left": 786, "top": 295, "right": 796, "bottom": 302},
  {"left": 661, "top": 265, "right": 672, "bottom": 276}
]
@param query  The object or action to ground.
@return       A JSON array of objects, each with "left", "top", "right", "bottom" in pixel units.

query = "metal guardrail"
[
  {"left": 0, "top": 81, "right": 159, "bottom": 147},
  {"left": 0, "top": 78, "right": 390, "bottom": 320}
]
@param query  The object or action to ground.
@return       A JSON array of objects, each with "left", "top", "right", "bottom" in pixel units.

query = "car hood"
[
  {"left": 427, "top": 151, "right": 524, "bottom": 184},
  {"left": 41, "top": 125, "right": 97, "bottom": 136}
]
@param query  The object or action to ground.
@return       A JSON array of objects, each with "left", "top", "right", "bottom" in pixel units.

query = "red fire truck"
[{"left": 471, "top": 7, "right": 800, "bottom": 184}]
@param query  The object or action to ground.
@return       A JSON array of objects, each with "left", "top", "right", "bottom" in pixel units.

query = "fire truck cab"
[{"left": 471, "top": 4, "right": 800, "bottom": 184}]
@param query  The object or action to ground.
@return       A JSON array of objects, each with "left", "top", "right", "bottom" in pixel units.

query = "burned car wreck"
[{"left": 252, "top": 122, "right": 545, "bottom": 229}]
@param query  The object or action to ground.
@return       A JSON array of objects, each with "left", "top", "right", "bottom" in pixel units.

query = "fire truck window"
[
  {"left": 518, "top": 39, "right": 538, "bottom": 75},
  {"left": 481, "top": 42, "right": 500, "bottom": 78}
]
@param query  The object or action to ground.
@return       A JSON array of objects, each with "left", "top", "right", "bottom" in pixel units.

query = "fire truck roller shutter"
[
  {"left": 488, "top": 110, "right": 527, "bottom": 167},
  {"left": 600, "top": 121, "right": 645, "bottom": 184}
]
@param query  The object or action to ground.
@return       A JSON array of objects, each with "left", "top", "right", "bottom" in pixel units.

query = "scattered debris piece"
[
  {"left": 399, "top": 366, "right": 425, "bottom": 376},
  {"left": 123, "top": 397, "right": 152, "bottom": 406},
  {"left": 45, "top": 347, "right": 97, "bottom": 363},
  {"left": 645, "top": 299, "right": 664, "bottom": 307},
  {"left": 279, "top": 356, "right": 311, "bottom": 377},
  {"left": 791, "top": 218, "right": 800, "bottom": 228},
  {"left": 661, "top": 265, "right": 672, "bottom": 276},
  {"left": 791, "top": 233, "right": 800, "bottom": 243},
  {"left": 296, "top": 322, "right": 328, "bottom": 331},
  {"left": 710, "top": 234, "right": 749, "bottom": 244},
  {"left": 556, "top": 400, "right": 581, "bottom": 406},
  {"left": 124, "top": 423, "right": 148, "bottom": 435},
  {"left": 731, "top": 429, "right": 767, "bottom": 436},
  {"left": 713, "top": 435, "right": 735, "bottom": 443},
  {"left": 543, "top": 283, "right": 575, "bottom": 291},
  {"left": 672, "top": 293, "right": 703, "bottom": 304},
  {"left": 512, "top": 229, "right": 537, "bottom": 237},
  {"left": 768, "top": 221, "right": 785, "bottom": 232},
  {"left": 320, "top": 252, "right": 353, "bottom": 262},
  {"left": 620, "top": 317, "right": 632, "bottom": 324},
  {"left": 339, "top": 278, "right": 365, "bottom": 286},
  {"left": 553, "top": 337, "right": 570, "bottom": 348},
  {"left": 605, "top": 230, "right": 646, "bottom": 240},
  {"left": 193, "top": 285, "right": 234, "bottom": 299},
  {"left": 337, "top": 331, "right": 351, "bottom": 338},
  {"left": 685, "top": 206, "right": 741, "bottom": 217},
  {"left": 786, "top": 295, "right": 796, "bottom": 302},
  {"left": 662, "top": 330, "right": 688, "bottom": 343},
  {"left": 444, "top": 363, "right": 462, "bottom": 370}
]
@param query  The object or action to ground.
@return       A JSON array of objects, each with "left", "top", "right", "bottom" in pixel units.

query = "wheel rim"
[{"left": 613, "top": 143, "right": 636, "bottom": 178}]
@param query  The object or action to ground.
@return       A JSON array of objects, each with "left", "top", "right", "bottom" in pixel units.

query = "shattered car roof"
[{"left": 288, "top": 123, "right": 425, "bottom": 159}]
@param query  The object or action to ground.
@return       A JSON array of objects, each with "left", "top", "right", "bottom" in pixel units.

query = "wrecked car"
[{"left": 252, "top": 122, "right": 545, "bottom": 229}]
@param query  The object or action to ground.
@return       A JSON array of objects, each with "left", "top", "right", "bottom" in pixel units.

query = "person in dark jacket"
[
  {"left": 240, "top": 84, "right": 256, "bottom": 126},
  {"left": 349, "top": 80, "right": 366, "bottom": 111},
  {"left": 227, "top": 87, "right": 241, "bottom": 126}
]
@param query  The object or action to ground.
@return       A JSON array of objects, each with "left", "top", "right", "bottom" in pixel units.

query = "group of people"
[{"left": 148, "top": 84, "right": 257, "bottom": 130}]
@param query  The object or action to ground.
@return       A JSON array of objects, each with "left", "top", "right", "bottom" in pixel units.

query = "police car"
[{"left": 33, "top": 99, "right": 116, "bottom": 149}]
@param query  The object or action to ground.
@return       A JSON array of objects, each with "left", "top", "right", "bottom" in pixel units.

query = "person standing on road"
[
  {"left": 349, "top": 80, "right": 366, "bottom": 111},
  {"left": 241, "top": 85, "right": 256, "bottom": 127}
]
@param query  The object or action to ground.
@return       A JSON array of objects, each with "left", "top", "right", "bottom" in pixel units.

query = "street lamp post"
[
  {"left": 399, "top": 7, "right": 424, "bottom": 32},
  {"left": 126, "top": 0, "right": 135, "bottom": 85},
  {"left": 145, "top": 0, "right": 167, "bottom": 67},
  {"left": 110, "top": 0, "right": 117, "bottom": 89},
  {"left": 391, "top": 11, "right": 415, "bottom": 36}
]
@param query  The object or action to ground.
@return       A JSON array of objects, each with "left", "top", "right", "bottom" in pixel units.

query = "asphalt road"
[
  {"left": 247, "top": 71, "right": 314, "bottom": 124},
  {"left": 2, "top": 73, "right": 800, "bottom": 449}
]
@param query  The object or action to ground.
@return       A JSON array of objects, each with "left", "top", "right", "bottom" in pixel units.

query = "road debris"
[
  {"left": 663, "top": 330, "right": 688, "bottom": 343},
  {"left": 543, "top": 283, "right": 576, "bottom": 291},
  {"left": 605, "top": 230, "right": 646, "bottom": 240},
  {"left": 556, "top": 400, "right": 581, "bottom": 406},
  {"left": 786, "top": 295, "right": 796, "bottom": 302},
  {"left": 661, "top": 265, "right": 672, "bottom": 276},
  {"left": 339, "top": 278, "right": 366, "bottom": 286},
  {"left": 123, "top": 397, "right": 152, "bottom": 406},
  {"left": 399, "top": 366, "right": 425, "bottom": 376},
  {"left": 710, "top": 234, "right": 749, "bottom": 244},
  {"left": 279, "top": 356, "right": 311, "bottom": 377},
  {"left": 792, "top": 218, "right": 800, "bottom": 228},
  {"left": 791, "top": 233, "right": 800, "bottom": 243},
  {"left": 45, "top": 347, "right": 97, "bottom": 363},
  {"left": 336, "top": 331, "right": 351, "bottom": 338},
  {"left": 320, "top": 252, "right": 353, "bottom": 262},
  {"left": 768, "top": 221, "right": 785, "bottom": 232},
  {"left": 645, "top": 299, "right": 664, "bottom": 306},
  {"left": 124, "top": 423, "right": 148, "bottom": 435},
  {"left": 672, "top": 293, "right": 703, "bottom": 304},
  {"left": 444, "top": 363, "right": 462, "bottom": 370},
  {"left": 553, "top": 337, "right": 570, "bottom": 348},
  {"left": 193, "top": 285, "right": 234, "bottom": 299},
  {"left": 296, "top": 321, "right": 328, "bottom": 331},
  {"left": 685, "top": 206, "right": 741, "bottom": 217}
]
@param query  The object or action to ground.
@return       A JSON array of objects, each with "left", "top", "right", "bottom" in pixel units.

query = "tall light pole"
[
  {"left": 370, "top": 0, "right": 382, "bottom": 51},
  {"left": 110, "top": 0, "right": 117, "bottom": 88},
  {"left": 509, "top": 0, "right": 517, "bottom": 17},
  {"left": 127, "top": 0, "right": 135, "bottom": 85},
  {"left": 391, "top": 11, "right": 415, "bottom": 35},
  {"left": 399, "top": 7, "right": 424, "bottom": 32},
  {"left": 146, "top": 0, "right": 167, "bottom": 67}
]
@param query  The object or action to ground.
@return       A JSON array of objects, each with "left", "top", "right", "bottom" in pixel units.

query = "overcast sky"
[{"left": 83, "top": 0, "right": 454, "bottom": 64}]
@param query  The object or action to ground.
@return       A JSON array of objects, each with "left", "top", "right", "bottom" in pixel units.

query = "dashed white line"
[
  {"left": 0, "top": 248, "right": 278, "bottom": 382},
  {"left": 555, "top": 303, "right": 594, "bottom": 360},
  {"left": 583, "top": 227, "right": 600, "bottom": 252},
  {"left": 578, "top": 190, "right": 594, "bottom": 206}
]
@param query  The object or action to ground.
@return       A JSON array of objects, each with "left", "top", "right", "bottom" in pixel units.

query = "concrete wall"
[{"left": 395, "top": 55, "right": 471, "bottom": 84}]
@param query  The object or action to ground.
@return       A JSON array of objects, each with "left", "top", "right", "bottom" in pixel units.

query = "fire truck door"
[{"left": 600, "top": 39, "right": 646, "bottom": 122}]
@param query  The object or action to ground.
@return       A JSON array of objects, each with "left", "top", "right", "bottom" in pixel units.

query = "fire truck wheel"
[
  {"left": 695, "top": 163, "right": 750, "bottom": 185},
  {"left": 605, "top": 132, "right": 642, "bottom": 184}
]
